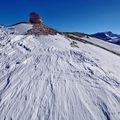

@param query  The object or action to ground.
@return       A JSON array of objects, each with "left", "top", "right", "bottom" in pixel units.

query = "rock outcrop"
[
  {"left": 28, "top": 12, "right": 58, "bottom": 35},
  {"left": 29, "top": 12, "right": 42, "bottom": 24}
]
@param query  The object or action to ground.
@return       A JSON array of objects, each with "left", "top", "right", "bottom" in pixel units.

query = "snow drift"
[{"left": 0, "top": 25, "right": 120, "bottom": 120}]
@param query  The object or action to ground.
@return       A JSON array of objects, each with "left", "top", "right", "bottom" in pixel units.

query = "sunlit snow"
[{"left": 0, "top": 25, "right": 120, "bottom": 120}]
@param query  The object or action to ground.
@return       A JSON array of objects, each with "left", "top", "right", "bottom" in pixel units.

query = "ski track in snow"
[{"left": 0, "top": 28, "right": 120, "bottom": 120}]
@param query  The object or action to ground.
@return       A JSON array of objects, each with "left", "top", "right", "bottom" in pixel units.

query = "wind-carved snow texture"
[{"left": 0, "top": 27, "right": 120, "bottom": 120}]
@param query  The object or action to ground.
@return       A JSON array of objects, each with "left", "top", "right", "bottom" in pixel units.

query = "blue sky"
[{"left": 0, "top": 0, "right": 120, "bottom": 34}]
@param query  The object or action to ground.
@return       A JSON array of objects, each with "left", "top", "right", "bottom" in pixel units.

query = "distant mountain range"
[{"left": 92, "top": 31, "right": 120, "bottom": 45}]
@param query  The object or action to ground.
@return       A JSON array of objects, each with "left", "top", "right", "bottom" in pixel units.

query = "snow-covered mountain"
[
  {"left": 0, "top": 23, "right": 120, "bottom": 120},
  {"left": 92, "top": 31, "right": 120, "bottom": 45},
  {"left": 8, "top": 22, "right": 33, "bottom": 34}
]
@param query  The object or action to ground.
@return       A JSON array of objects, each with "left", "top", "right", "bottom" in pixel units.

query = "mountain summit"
[
  {"left": 0, "top": 13, "right": 120, "bottom": 120},
  {"left": 28, "top": 12, "right": 58, "bottom": 35},
  {"left": 8, "top": 12, "right": 58, "bottom": 35}
]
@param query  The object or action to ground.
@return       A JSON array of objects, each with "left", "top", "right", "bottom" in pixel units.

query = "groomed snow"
[{"left": 0, "top": 27, "right": 120, "bottom": 120}]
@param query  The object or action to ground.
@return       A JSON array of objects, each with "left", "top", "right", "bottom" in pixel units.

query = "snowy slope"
[
  {"left": 0, "top": 27, "right": 120, "bottom": 120},
  {"left": 82, "top": 36, "right": 120, "bottom": 55},
  {"left": 67, "top": 33, "right": 120, "bottom": 55},
  {"left": 8, "top": 23, "right": 33, "bottom": 34}
]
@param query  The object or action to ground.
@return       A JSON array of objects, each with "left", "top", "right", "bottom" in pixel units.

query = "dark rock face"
[
  {"left": 29, "top": 12, "right": 42, "bottom": 24},
  {"left": 93, "top": 33, "right": 111, "bottom": 40}
]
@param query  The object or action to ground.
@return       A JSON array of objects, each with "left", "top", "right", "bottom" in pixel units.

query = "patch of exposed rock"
[{"left": 27, "top": 12, "right": 59, "bottom": 35}]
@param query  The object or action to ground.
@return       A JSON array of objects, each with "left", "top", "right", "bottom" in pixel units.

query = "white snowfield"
[
  {"left": 0, "top": 25, "right": 120, "bottom": 120},
  {"left": 68, "top": 33, "right": 120, "bottom": 55},
  {"left": 8, "top": 23, "right": 33, "bottom": 34}
]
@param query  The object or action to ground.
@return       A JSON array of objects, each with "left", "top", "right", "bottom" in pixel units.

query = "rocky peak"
[
  {"left": 28, "top": 12, "right": 58, "bottom": 35},
  {"left": 29, "top": 12, "right": 42, "bottom": 24}
]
